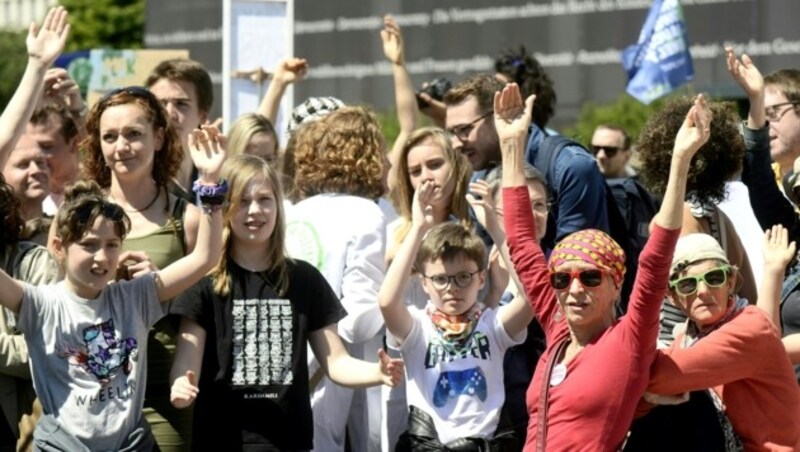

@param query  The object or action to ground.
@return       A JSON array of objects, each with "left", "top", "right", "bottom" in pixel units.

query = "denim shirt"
[{"left": 525, "top": 124, "right": 609, "bottom": 252}]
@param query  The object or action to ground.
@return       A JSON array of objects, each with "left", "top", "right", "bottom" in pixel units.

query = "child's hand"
[
  {"left": 411, "top": 180, "right": 436, "bottom": 231},
  {"left": 377, "top": 348, "right": 404, "bottom": 387},
  {"left": 26, "top": 6, "right": 69, "bottom": 67},
  {"left": 493, "top": 83, "right": 535, "bottom": 144},
  {"left": 763, "top": 225, "right": 796, "bottom": 273},
  {"left": 466, "top": 180, "right": 501, "bottom": 238},
  {"left": 170, "top": 370, "right": 199, "bottom": 409},
  {"left": 189, "top": 124, "right": 227, "bottom": 184},
  {"left": 672, "top": 94, "right": 712, "bottom": 161}
]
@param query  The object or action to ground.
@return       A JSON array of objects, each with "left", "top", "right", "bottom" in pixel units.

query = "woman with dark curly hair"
[
  {"left": 494, "top": 45, "right": 557, "bottom": 130},
  {"left": 637, "top": 96, "right": 757, "bottom": 344},
  {"left": 82, "top": 86, "right": 214, "bottom": 450},
  {"left": 285, "top": 105, "right": 389, "bottom": 451}
]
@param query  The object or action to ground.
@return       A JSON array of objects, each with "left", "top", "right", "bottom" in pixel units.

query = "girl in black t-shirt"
[{"left": 169, "top": 155, "right": 402, "bottom": 451}]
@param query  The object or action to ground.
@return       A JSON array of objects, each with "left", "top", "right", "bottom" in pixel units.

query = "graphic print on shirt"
[
  {"left": 285, "top": 220, "right": 324, "bottom": 270},
  {"left": 231, "top": 298, "right": 294, "bottom": 386},
  {"left": 424, "top": 331, "right": 490, "bottom": 368},
  {"left": 58, "top": 318, "right": 139, "bottom": 384},
  {"left": 432, "top": 367, "right": 488, "bottom": 407}
]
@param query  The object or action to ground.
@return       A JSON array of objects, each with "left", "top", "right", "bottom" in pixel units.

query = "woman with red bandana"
[{"left": 497, "top": 82, "right": 711, "bottom": 450}]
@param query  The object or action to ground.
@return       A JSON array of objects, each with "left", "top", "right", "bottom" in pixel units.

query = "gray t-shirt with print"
[{"left": 18, "top": 275, "right": 166, "bottom": 451}]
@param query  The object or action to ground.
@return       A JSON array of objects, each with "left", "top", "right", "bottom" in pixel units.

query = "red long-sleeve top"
[
  {"left": 503, "top": 186, "right": 679, "bottom": 451},
  {"left": 647, "top": 306, "right": 800, "bottom": 451}
]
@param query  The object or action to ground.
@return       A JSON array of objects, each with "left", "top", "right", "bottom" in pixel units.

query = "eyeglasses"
[
  {"left": 669, "top": 265, "right": 729, "bottom": 296},
  {"left": 423, "top": 270, "right": 481, "bottom": 290},
  {"left": 446, "top": 111, "right": 493, "bottom": 141},
  {"left": 590, "top": 145, "right": 622, "bottom": 158},
  {"left": 550, "top": 269, "right": 605, "bottom": 290},
  {"left": 74, "top": 200, "right": 126, "bottom": 224},
  {"left": 765, "top": 102, "right": 800, "bottom": 122}
]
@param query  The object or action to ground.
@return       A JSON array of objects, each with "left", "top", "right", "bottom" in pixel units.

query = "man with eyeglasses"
[
  {"left": 589, "top": 124, "right": 634, "bottom": 179},
  {"left": 443, "top": 74, "right": 608, "bottom": 252}
]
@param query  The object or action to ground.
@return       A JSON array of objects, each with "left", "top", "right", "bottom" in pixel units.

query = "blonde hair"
[
  {"left": 388, "top": 127, "right": 472, "bottom": 262},
  {"left": 210, "top": 155, "right": 289, "bottom": 297},
  {"left": 227, "top": 113, "right": 279, "bottom": 161}
]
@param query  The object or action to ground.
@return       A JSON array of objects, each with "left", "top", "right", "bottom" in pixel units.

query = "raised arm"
[
  {"left": 726, "top": 47, "right": 765, "bottom": 129},
  {"left": 758, "top": 225, "right": 796, "bottom": 330},
  {"left": 257, "top": 58, "right": 308, "bottom": 126},
  {"left": 156, "top": 125, "right": 225, "bottom": 301},
  {"left": 654, "top": 95, "right": 712, "bottom": 230},
  {"left": 308, "top": 324, "right": 403, "bottom": 388},
  {"left": 381, "top": 15, "right": 419, "bottom": 191},
  {"left": 487, "top": 85, "right": 536, "bottom": 336},
  {"left": 378, "top": 181, "right": 436, "bottom": 342},
  {"left": 40, "top": 67, "right": 87, "bottom": 138},
  {"left": 169, "top": 317, "right": 206, "bottom": 409},
  {"left": 0, "top": 7, "right": 69, "bottom": 167}
]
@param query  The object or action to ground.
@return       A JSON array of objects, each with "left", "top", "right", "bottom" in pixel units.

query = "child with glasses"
[
  {"left": 379, "top": 180, "right": 533, "bottom": 449},
  {"left": 0, "top": 123, "right": 225, "bottom": 449},
  {"left": 632, "top": 226, "right": 800, "bottom": 450}
]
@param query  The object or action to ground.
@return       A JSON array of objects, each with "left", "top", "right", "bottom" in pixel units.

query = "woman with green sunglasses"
[{"left": 636, "top": 228, "right": 800, "bottom": 450}]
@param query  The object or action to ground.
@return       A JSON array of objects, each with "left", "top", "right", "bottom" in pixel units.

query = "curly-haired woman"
[
  {"left": 637, "top": 96, "right": 757, "bottom": 344},
  {"left": 285, "top": 105, "right": 389, "bottom": 451}
]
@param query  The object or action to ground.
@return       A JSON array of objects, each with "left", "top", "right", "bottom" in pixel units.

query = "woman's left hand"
[
  {"left": 493, "top": 83, "right": 535, "bottom": 144},
  {"left": 377, "top": 348, "right": 405, "bottom": 387},
  {"left": 763, "top": 224, "right": 796, "bottom": 273},
  {"left": 466, "top": 179, "right": 502, "bottom": 238},
  {"left": 189, "top": 124, "right": 227, "bottom": 184},
  {"left": 672, "top": 94, "right": 712, "bottom": 161}
]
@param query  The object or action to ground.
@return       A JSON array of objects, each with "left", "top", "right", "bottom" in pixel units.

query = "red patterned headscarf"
[{"left": 548, "top": 229, "right": 626, "bottom": 286}]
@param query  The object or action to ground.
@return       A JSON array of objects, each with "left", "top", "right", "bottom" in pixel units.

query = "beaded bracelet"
[{"left": 193, "top": 179, "right": 228, "bottom": 214}]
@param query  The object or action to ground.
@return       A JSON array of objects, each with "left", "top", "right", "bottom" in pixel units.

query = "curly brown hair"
[
  {"left": 81, "top": 87, "right": 182, "bottom": 189},
  {"left": 291, "top": 106, "right": 387, "bottom": 200},
  {"left": 637, "top": 96, "right": 744, "bottom": 203},
  {"left": 0, "top": 174, "right": 24, "bottom": 246}
]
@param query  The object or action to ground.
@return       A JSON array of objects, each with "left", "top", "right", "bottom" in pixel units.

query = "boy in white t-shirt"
[{"left": 378, "top": 181, "right": 533, "bottom": 449}]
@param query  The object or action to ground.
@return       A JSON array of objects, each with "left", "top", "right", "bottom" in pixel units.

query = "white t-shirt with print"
[{"left": 393, "top": 304, "right": 524, "bottom": 443}]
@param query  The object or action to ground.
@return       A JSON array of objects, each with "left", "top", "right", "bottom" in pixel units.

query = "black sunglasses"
[
  {"left": 589, "top": 145, "right": 622, "bottom": 158},
  {"left": 550, "top": 269, "right": 605, "bottom": 290},
  {"left": 100, "top": 86, "right": 156, "bottom": 103},
  {"left": 669, "top": 266, "right": 729, "bottom": 296},
  {"left": 74, "top": 200, "right": 125, "bottom": 224}
]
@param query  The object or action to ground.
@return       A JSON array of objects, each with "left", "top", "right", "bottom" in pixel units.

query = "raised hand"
[
  {"left": 273, "top": 58, "right": 309, "bottom": 85},
  {"left": 26, "top": 6, "right": 70, "bottom": 67},
  {"left": 411, "top": 180, "right": 437, "bottom": 231},
  {"left": 493, "top": 83, "right": 535, "bottom": 143},
  {"left": 763, "top": 225, "right": 796, "bottom": 273},
  {"left": 672, "top": 94, "right": 712, "bottom": 161},
  {"left": 725, "top": 47, "right": 764, "bottom": 99},
  {"left": 377, "top": 348, "right": 404, "bottom": 387},
  {"left": 380, "top": 15, "right": 404, "bottom": 65},
  {"left": 466, "top": 180, "right": 502, "bottom": 239},
  {"left": 42, "top": 68, "right": 84, "bottom": 112},
  {"left": 170, "top": 370, "right": 199, "bottom": 409},
  {"left": 188, "top": 124, "right": 227, "bottom": 184}
]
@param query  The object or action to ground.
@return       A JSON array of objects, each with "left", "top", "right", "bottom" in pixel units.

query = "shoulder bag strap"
[{"left": 536, "top": 337, "right": 569, "bottom": 452}]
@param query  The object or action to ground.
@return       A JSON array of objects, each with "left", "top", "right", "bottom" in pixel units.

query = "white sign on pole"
[{"left": 223, "top": 0, "right": 294, "bottom": 135}]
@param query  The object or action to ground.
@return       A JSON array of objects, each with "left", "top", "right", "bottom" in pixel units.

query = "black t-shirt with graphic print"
[{"left": 172, "top": 259, "right": 346, "bottom": 451}]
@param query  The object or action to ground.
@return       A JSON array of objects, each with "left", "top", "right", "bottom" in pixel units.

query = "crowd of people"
[{"left": 2, "top": 6, "right": 800, "bottom": 452}]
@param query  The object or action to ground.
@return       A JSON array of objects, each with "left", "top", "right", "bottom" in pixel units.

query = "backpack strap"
[
  {"left": 536, "top": 337, "right": 569, "bottom": 452},
  {"left": 168, "top": 193, "right": 189, "bottom": 255}
]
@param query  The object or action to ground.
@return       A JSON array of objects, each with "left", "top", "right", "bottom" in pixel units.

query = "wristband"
[{"left": 192, "top": 179, "right": 228, "bottom": 198}]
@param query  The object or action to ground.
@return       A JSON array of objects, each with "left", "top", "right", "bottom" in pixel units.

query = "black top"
[{"left": 172, "top": 259, "right": 346, "bottom": 451}]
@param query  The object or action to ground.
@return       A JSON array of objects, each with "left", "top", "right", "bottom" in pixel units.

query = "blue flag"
[{"left": 622, "top": 0, "right": 694, "bottom": 104}]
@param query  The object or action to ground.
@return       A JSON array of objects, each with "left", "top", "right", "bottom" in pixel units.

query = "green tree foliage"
[
  {"left": 562, "top": 93, "right": 671, "bottom": 149},
  {"left": 0, "top": 30, "right": 28, "bottom": 110},
  {"left": 59, "top": 0, "right": 145, "bottom": 51}
]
